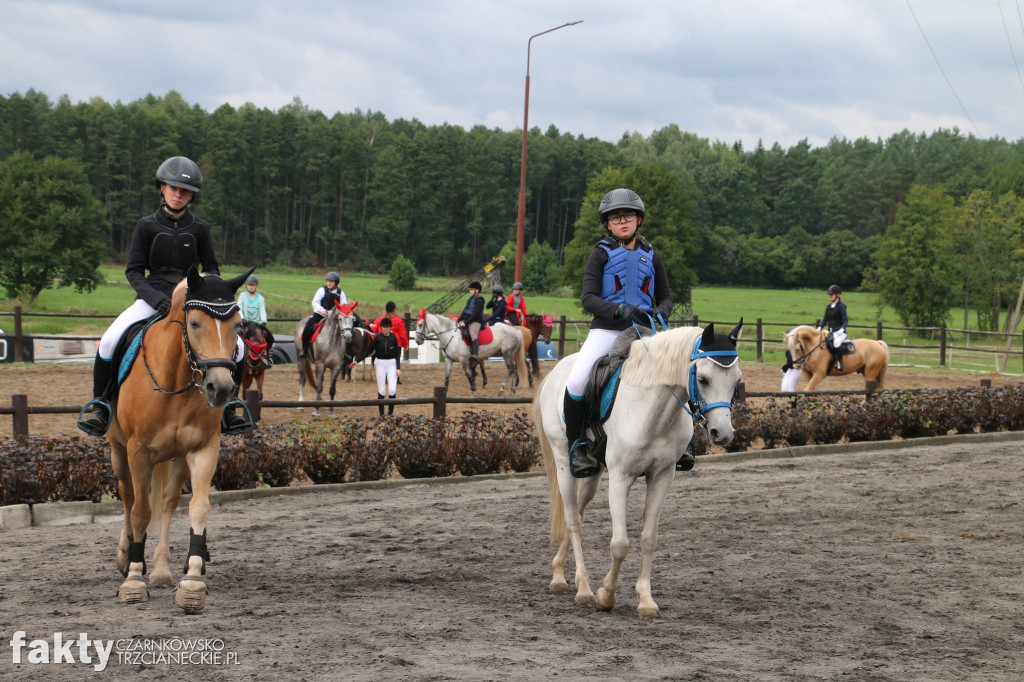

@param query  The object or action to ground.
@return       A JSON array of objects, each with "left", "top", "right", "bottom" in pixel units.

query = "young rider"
[
  {"left": 352, "top": 316, "right": 402, "bottom": 416},
  {"left": 484, "top": 285, "right": 508, "bottom": 325},
  {"left": 564, "top": 188, "right": 674, "bottom": 478},
  {"left": 818, "top": 284, "right": 848, "bottom": 371},
  {"left": 506, "top": 282, "right": 528, "bottom": 326},
  {"left": 456, "top": 281, "right": 486, "bottom": 365},
  {"left": 299, "top": 272, "right": 346, "bottom": 358},
  {"left": 78, "top": 156, "right": 249, "bottom": 435},
  {"left": 238, "top": 274, "right": 274, "bottom": 358}
]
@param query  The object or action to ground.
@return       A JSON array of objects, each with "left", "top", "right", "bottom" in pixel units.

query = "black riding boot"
[
  {"left": 832, "top": 346, "right": 843, "bottom": 371},
  {"left": 388, "top": 393, "right": 396, "bottom": 416},
  {"left": 676, "top": 440, "right": 696, "bottom": 472},
  {"left": 222, "top": 363, "right": 254, "bottom": 435},
  {"left": 78, "top": 354, "right": 114, "bottom": 436},
  {"left": 563, "top": 390, "right": 599, "bottom": 478},
  {"left": 470, "top": 340, "right": 479, "bottom": 369},
  {"left": 377, "top": 393, "right": 386, "bottom": 417}
]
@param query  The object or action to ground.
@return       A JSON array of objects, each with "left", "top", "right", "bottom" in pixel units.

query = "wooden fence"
[
  {"left": 0, "top": 378, "right": 999, "bottom": 439},
  {"left": 4, "top": 306, "right": 1024, "bottom": 372}
]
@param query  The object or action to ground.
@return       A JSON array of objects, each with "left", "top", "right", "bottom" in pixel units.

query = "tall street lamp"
[{"left": 514, "top": 20, "right": 582, "bottom": 284}]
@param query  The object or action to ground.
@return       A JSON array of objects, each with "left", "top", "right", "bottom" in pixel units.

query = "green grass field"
[{"left": 2, "top": 266, "right": 1020, "bottom": 374}]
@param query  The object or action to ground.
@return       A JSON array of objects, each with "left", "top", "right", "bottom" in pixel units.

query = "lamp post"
[{"left": 514, "top": 20, "right": 582, "bottom": 284}]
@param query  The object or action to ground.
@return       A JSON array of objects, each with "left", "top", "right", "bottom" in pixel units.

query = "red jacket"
[
  {"left": 371, "top": 313, "right": 409, "bottom": 348},
  {"left": 505, "top": 293, "right": 528, "bottom": 325}
]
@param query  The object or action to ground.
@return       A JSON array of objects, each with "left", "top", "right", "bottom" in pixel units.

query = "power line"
[
  {"left": 904, "top": 0, "right": 981, "bottom": 135},
  {"left": 998, "top": 0, "right": 1024, "bottom": 96}
]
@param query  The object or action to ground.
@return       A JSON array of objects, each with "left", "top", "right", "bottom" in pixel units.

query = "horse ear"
[
  {"left": 351, "top": 300, "right": 358, "bottom": 309},
  {"left": 224, "top": 267, "right": 256, "bottom": 294},
  {"left": 728, "top": 318, "right": 743, "bottom": 346},
  {"left": 186, "top": 264, "right": 203, "bottom": 292},
  {"left": 702, "top": 323, "right": 715, "bottom": 346}
]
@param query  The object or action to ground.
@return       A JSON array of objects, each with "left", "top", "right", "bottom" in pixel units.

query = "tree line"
[{"left": 2, "top": 89, "right": 1024, "bottom": 328}]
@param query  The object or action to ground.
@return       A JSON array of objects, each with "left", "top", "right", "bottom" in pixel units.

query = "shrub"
[
  {"left": 296, "top": 420, "right": 353, "bottom": 484},
  {"left": 387, "top": 254, "right": 417, "bottom": 290},
  {"left": 213, "top": 424, "right": 305, "bottom": 491},
  {"left": 0, "top": 436, "right": 116, "bottom": 505},
  {"left": 384, "top": 415, "right": 460, "bottom": 479}
]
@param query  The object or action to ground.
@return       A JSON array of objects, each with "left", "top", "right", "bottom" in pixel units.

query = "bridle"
[
  {"left": 416, "top": 313, "right": 460, "bottom": 354},
  {"left": 144, "top": 300, "right": 240, "bottom": 395},
  {"left": 789, "top": 330, "right": 826, "bottom": 368}
]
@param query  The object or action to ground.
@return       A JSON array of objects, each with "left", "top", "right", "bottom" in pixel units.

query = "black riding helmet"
[
  {"left": 492, "top": 285, "right": 504, "bottom": 295},
  {"left": 155, "top": 156, "right": 203, "bottom": 194},
  {"left": 828, "top": 284, "right": 842, "bottom": 295}
]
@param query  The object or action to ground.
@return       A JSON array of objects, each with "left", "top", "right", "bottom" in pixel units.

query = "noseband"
[{"left": 144, "top": 300, "right": 239, "bottom": 395}]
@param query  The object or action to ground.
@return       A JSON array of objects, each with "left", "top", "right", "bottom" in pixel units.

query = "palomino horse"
[
  {"left": 785, "top": 324, "right": 889, "bottom": 391},
  {"left": 294, "top": 300, "right": 358, "bottom": 415},
  {"left": 415, "top": 310, "right": 527, "bottom": 395},
  {"left": 240, "top": 321, "right": 271, "bottom": 398},
  {"left": 533, "top": 322, "right": 743, "bottom": 618},
  {"left": 108, "top": 267, "right": 252, "bottom": 612},
  {"left": 522, "top": 313, "right": 554, "bottom": 380}
]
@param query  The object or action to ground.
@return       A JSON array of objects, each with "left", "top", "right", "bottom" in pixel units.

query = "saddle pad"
[
  {"left": 115, "top": 315, "right": 164, "bottom": 386},
  {"left": 463, "top": 326, "right": 494, "bottom": 346},
  {"left": 840, "top": 341, "right": 855, "bottom": 355},
  {"left": 310, "top": 320, "right": 325, "bottom": 344}
]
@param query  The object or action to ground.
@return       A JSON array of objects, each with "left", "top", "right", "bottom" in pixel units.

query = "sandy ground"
[
  {"left": 0, "top": 359, "right": 1018, "bottom": 440},
  {"left": 1, "top": 439, "right": 1022, "bottom": 680}
]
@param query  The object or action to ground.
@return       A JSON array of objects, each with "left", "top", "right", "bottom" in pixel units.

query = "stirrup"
[
  {"left": 221, "top": 398, "right": 254, "bottom": 435},
  {"left": 569, "top": 439, "right": 600, "bottom": 478},
  {"left": 77, "top": 398, "right": 112, "bottom": 437}
]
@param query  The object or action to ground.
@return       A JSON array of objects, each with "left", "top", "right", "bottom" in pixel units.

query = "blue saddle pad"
[
  {"left": 117, "top": 333, "right": 143, "bottom": 386},
  {"left": 599, "top": 366, "right": 623, "bottom": 421},
  {"left": 114, "top": 314, "right": 165, "bottom": 387}
]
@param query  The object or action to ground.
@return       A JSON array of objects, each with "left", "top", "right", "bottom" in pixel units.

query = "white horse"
[
  {"left": 533, "top": 321, "right": 743, "bottom": 618},
  {"left": 415, "top": 310, "right": 527, "bottom": 395},
  {"left": 294, "top": 300, "right": 357, "bottom": 415}
]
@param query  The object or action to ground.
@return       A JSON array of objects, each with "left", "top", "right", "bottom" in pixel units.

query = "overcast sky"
[{"left": 4, "top": 0, "right": 1024, "bottom": 150}]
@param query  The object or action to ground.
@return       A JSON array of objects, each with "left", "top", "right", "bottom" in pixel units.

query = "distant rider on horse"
[
  {"left": 299, "top": 271, "right": 346, "bottom": 358},
  {"left": 485, "top": 284, "right": 508, "bottom": 325},
  {"left": 818, "top": 284, "right": 848, "bottom": 371},
  {"left": 456, "top": 281, "right": 486, "bottom": 365},
  {"left": 239, "top": 274, "right": 274, "bottom": 359}
]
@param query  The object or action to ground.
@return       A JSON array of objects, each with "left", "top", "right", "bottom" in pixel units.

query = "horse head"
[
  {"left": 182, "top": 266, "right": 254, "bottom": 408},
  {"left": 415, "top": 308, "right": 428, "bottom": 345},
  {"left": 333, "top": 300, "right": 359, "bottom": 343},
  {"left": 692, "top": 319, "right": 744, "bottom": 446}
]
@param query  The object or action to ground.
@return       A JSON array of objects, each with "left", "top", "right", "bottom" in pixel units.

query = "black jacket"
[
  {"left": 125, "top": 207, "right": 219, "bottom": 309},
  {"left": 364, "top": 332, "right": 401, "bottom": 362},
  {"left": 456, "top": 295, "right": 485, "bottom": 325}
]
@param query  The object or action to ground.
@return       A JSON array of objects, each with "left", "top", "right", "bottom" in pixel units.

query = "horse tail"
[
  {"left": 515, "top": 329, "right": 528, "bottom": 387},
  {"left": 533, "top": 376, "right": 565, "bottom": 545},
  {"left": 876, "top": 340, "right": 889, "bottom": 389},
  {"left": 148, "top": 460, "right": 172, "bottom": 532},
  {"left": 303, "top": 357, "right": 317, "bottom": 387}
]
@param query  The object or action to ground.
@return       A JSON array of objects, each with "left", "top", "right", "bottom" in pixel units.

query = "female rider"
[
  {"left": 564, "top": 188, "right": 674, "bottom": 478},
  {"left": 78, "top": 156, "right": 248, "bottom": 435}
]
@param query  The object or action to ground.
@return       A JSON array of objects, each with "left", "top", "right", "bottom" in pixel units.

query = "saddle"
[
  {"left": 826, "top": 333, "right": 856, "bottom": 355},
  {"left": 112, "top": 313, "right": 166, "bottom": 391},
  {"left": 460, "top": 325, "right": 494, "bottom": 346},
  {"left": 580, "top": 327, "right": 654, "bottom": 466}
]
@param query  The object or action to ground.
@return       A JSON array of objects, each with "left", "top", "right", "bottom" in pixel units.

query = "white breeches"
[
  {"left": 781, "top": 368, "right": 802, "bottom": 393},
  {"left": 831, "top": 329, "right": 847, "bottom": 348},
  {"left": 376, "top": 358, "right": 398, "bottom": 396},
  {"left": 565, "top": 328, "right": 622, "bottom": 398}
]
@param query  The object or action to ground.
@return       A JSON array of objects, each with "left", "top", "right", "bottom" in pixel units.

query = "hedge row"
[
  {"left": 4, "top": 387, "right": 1024, "bottom": 506},
  {"left": 0, "top": 411, "right": 539, "bottom": 506}
]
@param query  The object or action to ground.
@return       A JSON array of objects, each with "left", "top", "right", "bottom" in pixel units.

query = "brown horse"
[
  {"left": 240, "top": 321, "right": 271, "bottom": 398},
  {"left": 785, "top": 324, "right": 889, "bottom": 391},
  {"left": 107, "top": 267, "right": 252, "bottom": 613},
  {"left": 521, "top": 313, "right": 554, "bottom": 380}
]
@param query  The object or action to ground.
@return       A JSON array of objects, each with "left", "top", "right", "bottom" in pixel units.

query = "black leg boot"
[
  {"left": 78, "top": 354, "right": 114, "bottom": 436},
  {"left": 470, "top": 340, "right": 479, "bottom": 369},
  {"left": 222, "top": 363, "right": 254, "bottom": 435},
  {"left": 388, "top": 393, "right": 396, "bottom": 416},
  {"left": 563, "top": 390, "right": 599, "bottom": 478},
  {"left": 377, "top": 393, "right": 385, "bottom": 417}
]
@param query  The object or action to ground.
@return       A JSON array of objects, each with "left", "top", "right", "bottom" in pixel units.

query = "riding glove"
[{"left": 155, "top": 298, "right": 172, "bottom": 315}]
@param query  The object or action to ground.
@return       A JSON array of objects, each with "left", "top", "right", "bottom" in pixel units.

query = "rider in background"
[
  {"left": 456, "top": 281, "right": 486, "bottom": 365},
  {"left": 238, "top": 274, "right": 275, "bottom": 358},
  {"left": 352, "top": 316, "right": 401, "bottom": 416},
  {"left": 818, "top": 284, "right": 848, "bottom": 371},
  {"left": 78, "top": 156, "right": 249, "bottom": 435},
  {"left": 564, "top": 188, "right": 673, "bottom": 478},
  {"left": 484, "top": 285, "right": 508, "bottom": 325},
  {"left": 299, "top": 271, "right": 346, "bottom": 358},
  {"left": 371, "top": 301, "right": 409, "bottom": 379},
  {"left": 506, "top": 282, "right": 528, "bottom": 326}
]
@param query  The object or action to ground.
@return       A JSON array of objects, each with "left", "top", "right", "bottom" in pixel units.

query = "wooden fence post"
[
  {"left": 876, "top": 322, "right": 883, "bottom": 341},
  {"left": 691, "top": 315, "right": 698, "bottom": 327},
  {"left": 735, "top": 381, "right": 747, "bottom": 404},
  {"left": 432, "top": 386, "right": 447, "bottom": 419},
  {"left": 12, "top": 393, "right": 28, "bottom": 437},
  {"left": 13, "top": 306, "right": 22, "bottom": 362},
  {"left": 939, "top": 324, "right": 946, "bottom": 367},
  {"left": 756, "top": 318, "right": 763, "bottom": 362},
  {"left": 557, "top": 315, "right": 566, "bottom": 359},
  {"left": 865, "top": 380, "right": 877, "bottom": 400},
  {"left": 980, "top": 378, "right": 991, "bottom": 388},
  {"left": 244, "top": 389, "right": 261, "bottom": 424}
]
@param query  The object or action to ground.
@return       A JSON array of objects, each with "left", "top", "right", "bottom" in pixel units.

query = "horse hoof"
[
  {"left": 549, "top": 579, "right": 570, "bottom": 594},
  {"left": 149, "top": 570, "right": 174, "bottom": 588},
  {"left": 637, "top": 605, "right": 660, "bottom": 620},
  {"left": 117, "top": 578, "right": 149, "bottom": 603},
  {"left": 174, "top": 578, "right": 207, "bottom": 613},
  {"left": 574, "top": 591, "right": 596, "bottom": 608},
  {"left": 595, "top": 587, "right": 615, "bottom": 611}
]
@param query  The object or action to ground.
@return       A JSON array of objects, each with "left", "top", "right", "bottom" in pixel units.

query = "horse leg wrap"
[
  {"left": 124, "top": 533, "right": 147, "bottom": 576},
  {"left": 183, "top": 528, "right": 210, "bottom": 575}
]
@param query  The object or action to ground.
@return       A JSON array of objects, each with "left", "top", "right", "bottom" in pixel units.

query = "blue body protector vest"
[{"left": 598, "top": 237, "right": 656, "bottom": 309}]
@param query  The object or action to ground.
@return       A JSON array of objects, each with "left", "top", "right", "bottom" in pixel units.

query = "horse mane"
[{"left": 619, "top": 326, "right": 704, "bottom": 388}]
